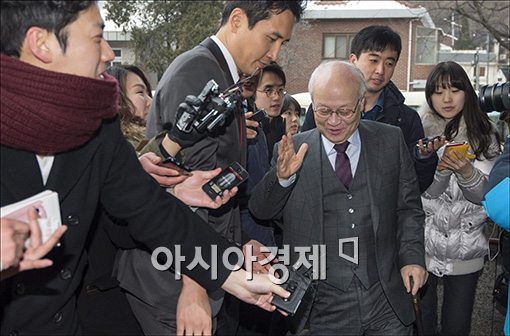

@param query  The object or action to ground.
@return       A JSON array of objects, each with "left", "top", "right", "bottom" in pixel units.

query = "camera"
[
  {"left": 272, "top": 265, "right": 313, "bottom": 316},
  {"left": 176, "top": 80, "right": 242, "bottom": 134},
  {"left": 478, "top": 82, "right": 510, "bottom": 113}
]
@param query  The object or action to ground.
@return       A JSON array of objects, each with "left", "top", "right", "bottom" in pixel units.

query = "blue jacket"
[
  {"left": 301, "top": 81, "right": 437, "bottom": 192},
  {"left": 483, "top": 136, "right": 509, "bottom": 336},
  {"left": 483, "top": 136, "right": 510, "bottom": 231}
]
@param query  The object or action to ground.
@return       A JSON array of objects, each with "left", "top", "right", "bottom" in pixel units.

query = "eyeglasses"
[
  {"left": 313, "top": 98, "right": 361, "bottom": 119},
  {"left": 257, "top": 87, "right": 287, "bottom": 98}
]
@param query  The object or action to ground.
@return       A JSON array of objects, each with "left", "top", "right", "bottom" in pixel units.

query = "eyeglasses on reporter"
[{"left": 257, "top": 87, "right": 287, "bottom": 98}]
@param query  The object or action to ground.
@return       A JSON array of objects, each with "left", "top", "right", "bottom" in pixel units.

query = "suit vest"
[{"left": 321, "top": 144, "right": 379, "bottom": 291}]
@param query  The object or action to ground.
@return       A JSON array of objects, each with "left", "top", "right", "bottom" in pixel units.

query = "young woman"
[
  {"left": 419, "top": 61, "right": 501, "bottom": 335},
  {"left": 281, "top": 94, "right": 301, "bottom": 135},
  {"left": 107, "top": 64, "right": 152, "bottom": 146}
]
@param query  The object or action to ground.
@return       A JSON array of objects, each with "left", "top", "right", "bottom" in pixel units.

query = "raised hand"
[{"left": 276, "top": 133, "right": 308, "bottom": 180}]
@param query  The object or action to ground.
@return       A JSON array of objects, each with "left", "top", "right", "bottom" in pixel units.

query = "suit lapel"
[
  {"left": 298, "top": 129, "right": 324, "bottom": 242},
  {"left": 45, "top": 131, "right": 101, "bottom": 203},
  {"left": 358, "top": 122, "right": 382, "bottom": 235},
  {"left": 200, "top": 37, "right": 234, "bottom": 85},
  {"left": 1, "top": 146, "right": 45, "bottom": 202}
]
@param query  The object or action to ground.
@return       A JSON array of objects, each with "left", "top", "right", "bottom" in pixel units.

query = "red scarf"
[{"left": 0, "top": 54, "right": 118, "bottom": 155}]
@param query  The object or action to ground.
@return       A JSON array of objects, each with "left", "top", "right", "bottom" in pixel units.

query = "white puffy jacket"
[{"left": 419, "top": 108, "right": 500, "bottom": 277}]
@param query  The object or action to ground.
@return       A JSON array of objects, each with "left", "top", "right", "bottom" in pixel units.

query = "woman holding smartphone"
[{"left": 418, "top": 61, "right": 501, "bottom": 335}]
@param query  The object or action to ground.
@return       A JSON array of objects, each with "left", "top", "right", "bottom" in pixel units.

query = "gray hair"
[{"left": 308, "top": 61, "right": 366, "bottom": 100}]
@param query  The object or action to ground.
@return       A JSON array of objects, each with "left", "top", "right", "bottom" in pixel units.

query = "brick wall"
[{"left": 279, "top": 18, "right": 429, "bottom": 94}]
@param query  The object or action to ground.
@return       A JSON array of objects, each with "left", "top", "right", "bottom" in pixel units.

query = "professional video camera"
[
  {"left": 175, "top": 79, "right": 242, "bottom": 134},
  {"left": 163, "top": 70, "right": 260, "bottom": 152},
  {"left": 478, "top": 81, "right": 510, "bottom": 113}
]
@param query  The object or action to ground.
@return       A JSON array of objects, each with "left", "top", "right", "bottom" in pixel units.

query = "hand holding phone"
[
  {"left": 202, "top": 162, "right": 249, "bottom": 200},
  {"left": 437, "top": 142, "right": 476, "bottom": 173},
  {"left": 443, "top": 143, "right": 471, "bottom": 158},
  {"left": 250, "top": 109, "right": 267, "bottom": 123},
  {"left": 159, "top": 156, "right": 192, "bottom": 176}
]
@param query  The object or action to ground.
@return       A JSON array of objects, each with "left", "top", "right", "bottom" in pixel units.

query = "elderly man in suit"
[{"left": 250, "top": 61, "right": 428, "bottom": 335}]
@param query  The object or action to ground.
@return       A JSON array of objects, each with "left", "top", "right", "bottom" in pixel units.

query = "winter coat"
[{"left": 419, "top": 107, "right": 500, "bottom": 277}]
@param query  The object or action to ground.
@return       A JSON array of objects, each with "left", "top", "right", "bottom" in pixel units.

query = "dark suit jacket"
[
  {"left": 146, "top": 37, "right": 246, "bottom": 242},
  {"left": 0, "top": 117, "right": 233, "bottom": 334},
  {"left": 117, "top": 37, "right": 247, "bottom": 322},
  {"left": 249, "top": 120, "right": 425, "bottom": 329}
]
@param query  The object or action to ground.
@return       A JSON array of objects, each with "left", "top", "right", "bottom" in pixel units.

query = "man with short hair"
[
  {"left": 126, "top": 1, "right": 305, "bottom": 334},
  {"left": 0, "top": 1, "right": 288, "bottom": 334},
  {"left": 302, "top": 25, "right": 438, "bottom": 192},
  {"left": 250, "top": 61, "right": 427, "bottom": 335},
  {"left": 256, "top": 62, "right": 287, "bottom": 164}
]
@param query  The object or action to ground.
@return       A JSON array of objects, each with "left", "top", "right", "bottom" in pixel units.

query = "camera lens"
[{"left": 478, "top": 82, "right": 510, "bottom": 113}]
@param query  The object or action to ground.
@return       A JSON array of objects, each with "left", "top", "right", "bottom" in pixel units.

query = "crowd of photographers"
[{"left": 1, "top": 0, "right": 509, "bottom": 335}]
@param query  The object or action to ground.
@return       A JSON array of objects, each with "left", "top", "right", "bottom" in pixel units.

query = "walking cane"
[{"left": 410, "top": 276, "right": 424, "bottom": 336}]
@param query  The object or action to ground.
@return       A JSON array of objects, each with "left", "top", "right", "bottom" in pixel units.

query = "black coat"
[{"left": 0, "top": 116, "right": 233, "bottom": 334}]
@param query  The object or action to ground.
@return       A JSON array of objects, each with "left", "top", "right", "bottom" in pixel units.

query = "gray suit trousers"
[{"left": 308, "top": 279, "right": 412, "bottom": 335}]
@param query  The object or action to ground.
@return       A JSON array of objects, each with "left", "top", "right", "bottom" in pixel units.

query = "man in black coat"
[
  {"left": 302, "top": 25, "right": 439, "bottom": 192},
  {"left": 0, "top": 1, "right": 288, "bottom": 334}
]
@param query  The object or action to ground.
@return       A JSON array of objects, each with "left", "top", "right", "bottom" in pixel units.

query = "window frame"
[{"left": 322, "top": 33, "right": 356, "bottom": 60}]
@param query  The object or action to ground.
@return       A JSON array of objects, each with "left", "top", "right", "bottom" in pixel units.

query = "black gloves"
[{"left": 165, "top": 97, "right": 207, "bottom": 149}]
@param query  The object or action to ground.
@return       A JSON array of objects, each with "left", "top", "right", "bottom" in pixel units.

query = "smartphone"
[
  {"left": 438, "top": 142, "right": 474, "bottom": 170},
  {"left": 202, "top": 162, "right": 249, "bottom": 200},
  {"left": 416, "top": 135, "right": 441, "bottom": 148},
  {"left": 444, "top": 142, "right": 470, "bottom": 158},
  {"left": 159, "top": 156, "right": 192, "bottom": 176},
  {"left": 251, "top": 109, "right": 267, "bottom": 123}
]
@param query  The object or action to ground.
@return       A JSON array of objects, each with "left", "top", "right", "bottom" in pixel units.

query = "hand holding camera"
[{"left": 166, "top": 99, "right": 209, "bottom": 149}]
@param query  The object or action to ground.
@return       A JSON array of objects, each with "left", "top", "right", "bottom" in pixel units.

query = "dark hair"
[
  {"left": 1, "top": 1, "right": 95, "bottom": 57},
  {"left": 425, "top": 61, "right": 498, "bottom": 159},
  {"left": 220, "top": 1, "right": 305, "bottom": 28},
  {"left": 350, "top": 25, "right": 402, "bottom": 61},
  {"left": 123, "top": 65, "right": 152, "bottom": 98},
  {"left": 281, "top": 94, "right": 301, "bottom": 116},
  {"left": 260, "top": 62, "right": 286, "bottom": 86},
  {"left": 107, "top": 64, "right": 151, "bottom": 130}
]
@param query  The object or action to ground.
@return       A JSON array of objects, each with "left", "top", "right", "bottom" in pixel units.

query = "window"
[
  {"left": 473, "top": 66, "right": 486, "bottom": 77},
  {"left": 415, "top": 27, "right": 438, "bottom": 64},
  {"left": 109, "top": 49, "right": 123, "bottom": 67},
  {"left": 322, "top": 34, "right": 354, "bottom": 59}
]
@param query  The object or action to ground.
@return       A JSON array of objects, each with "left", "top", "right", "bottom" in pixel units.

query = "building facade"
[{"left": 280, "top": 0, "right": 439, "bottom": 94}]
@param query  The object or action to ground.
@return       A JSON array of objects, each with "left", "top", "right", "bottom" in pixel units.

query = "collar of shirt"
[
  {"left": 362, "top": 88, "right": 385, "bottom": 120},
  {"left": 321, "top": 129, "right": 362, "bottom": 176},
  {"left": 210, "top": 35, "right": 240, "bottom": 84},
  {"left": 36, "top": 155, "right": 55, "bottom": 185}
]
